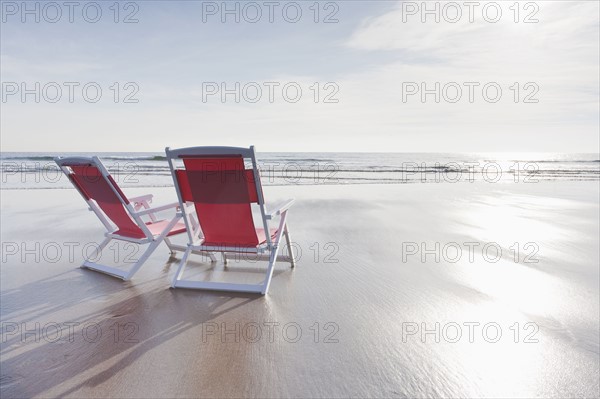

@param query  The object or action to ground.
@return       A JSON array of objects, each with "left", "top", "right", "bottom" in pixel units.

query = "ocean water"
[{"left": 0, "top": 152, "right": 598, "bottom": 190}]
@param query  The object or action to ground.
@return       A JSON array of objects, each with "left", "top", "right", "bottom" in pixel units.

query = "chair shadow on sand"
[{"left": 0, "top": 255, "right": 289, "bottom": 398}]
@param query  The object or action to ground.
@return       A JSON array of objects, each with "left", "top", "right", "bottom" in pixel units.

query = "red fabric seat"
[
  {"left": 69, "top": 165, "right": 145, "bottom": 238},
  {"left": 147, "top": 220, "right": 187, "bottom": 237},
  {"left": 114, "top": 220, "right": 186, "bottom": 239},
  {"left": 113, "top": 220, "right": 185, "bottom": 238},
  {"left": 255, "top": 228, "right": 279, "bottom": 245},
  {"left": 66, "top": 164, "right": 187, "bottom": 240},
  {"left": 175, "top": 156, "right": 266, "bottom": 247}
]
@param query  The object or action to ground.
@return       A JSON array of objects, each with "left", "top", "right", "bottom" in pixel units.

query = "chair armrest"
[
  {"left": 131, "top": 194, "right": 154, "bottom": 213},
  {"left": 129, "top": 194, "right": 154, "bottom": 207},
  {"left": 134, "top": 202, "right": 180, "bottom": 216},
  {"left": 265, "top": 199, "right": 295, "bottom": 220}
]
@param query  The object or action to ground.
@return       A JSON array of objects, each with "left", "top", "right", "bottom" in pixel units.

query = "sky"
[{"left": 0, "top": 0, "right": 599, "bottom": 153}]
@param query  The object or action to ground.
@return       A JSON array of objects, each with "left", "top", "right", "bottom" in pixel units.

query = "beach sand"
[{"left": 1, "top": 182, "right": 599, "bottom": 398}]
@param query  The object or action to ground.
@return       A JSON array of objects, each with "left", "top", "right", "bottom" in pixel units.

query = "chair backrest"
[
  {"left": 166, "top": 146, "right": 268, "bottom": 247},
  {"left": 55, "top": 157, "right": 146, "bottom": 238}
]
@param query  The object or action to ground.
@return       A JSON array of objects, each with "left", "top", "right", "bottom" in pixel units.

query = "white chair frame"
[
  {"left": 55, "top": 156, "right": 201, "bottom": 281},
  {"left": 165, "top": 146, "right": 295, "bottom": 295}
]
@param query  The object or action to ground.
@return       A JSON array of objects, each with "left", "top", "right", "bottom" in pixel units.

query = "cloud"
[
  {"left": 1, "top": 1, "right": 598, "bottom": 152},
  {"left": 346, "top": 2, "right": 599, "bottom": 62}
]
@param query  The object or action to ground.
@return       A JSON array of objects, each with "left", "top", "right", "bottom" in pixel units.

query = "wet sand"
[{"left": 1, "top": 182, "right": 599, "bottom": 398}]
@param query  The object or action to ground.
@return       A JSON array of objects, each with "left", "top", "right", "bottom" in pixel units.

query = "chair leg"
[
  {"left": 163, "top": 237, "right": 176, "bottom": 255},
  {"left": 261, "top": 210, "right": 289, "bottom": 294},
  {"left": 123, "top": 239, "right": 163, "bottom": 281},
  {"left": 262, "top": 244, "right": 281, "bottom": 295},
  {"left": 81, "top": 237, "right": 112, "bottom": 269},
  {"left": 283, "top": 224, "right": 295, "bottom": 268},
  {"left": 172, "top": 246, "right": 192, "bottom": 288}
]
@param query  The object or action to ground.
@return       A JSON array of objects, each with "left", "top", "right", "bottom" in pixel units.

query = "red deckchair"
[
  {"left": 55, "top": 156, "right": 192, "bottom": 280},
  {"left": 165, "top": 146, "right": 295, "bottom": 295}
]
